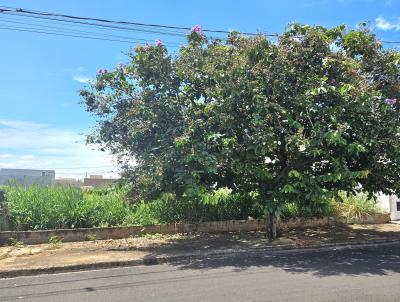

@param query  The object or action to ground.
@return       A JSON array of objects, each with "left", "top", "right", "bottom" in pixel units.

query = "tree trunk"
[{"left": 267, "top": 212, "right": 278, "bottom": 240}]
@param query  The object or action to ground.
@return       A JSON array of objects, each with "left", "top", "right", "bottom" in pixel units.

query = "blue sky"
[{"left": 0, "top": 0, "right": 399, "bottom": 178}]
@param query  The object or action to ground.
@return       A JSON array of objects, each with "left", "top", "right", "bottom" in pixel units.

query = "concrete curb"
[
  {"left": 1, "top": 214, "right": 391, "bottom": 245},
  {"left": 1, "top": 238, "right": 400, "bottom": 279}
]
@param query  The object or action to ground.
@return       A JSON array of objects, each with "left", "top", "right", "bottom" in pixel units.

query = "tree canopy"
[{"left": 81, "top": 24, "right": 400, "bottom": 237}]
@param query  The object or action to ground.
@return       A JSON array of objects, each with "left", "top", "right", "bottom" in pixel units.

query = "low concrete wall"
[{"left": 0, "top": 213, "right": 390, "bottom": 245}]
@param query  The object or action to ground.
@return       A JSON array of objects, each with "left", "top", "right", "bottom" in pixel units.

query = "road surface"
[{"left": 2, "top": 243, "right": 400, "bottom": 301}]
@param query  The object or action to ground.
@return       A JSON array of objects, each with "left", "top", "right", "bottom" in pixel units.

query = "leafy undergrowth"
[
  {"left": 335, "top": 192, "right": 383, "bottom": 222},
  {"left": 0, "top": 185, "right": 386, "bottom": 231}
]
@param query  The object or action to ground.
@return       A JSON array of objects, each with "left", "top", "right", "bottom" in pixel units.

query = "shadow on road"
[
  {"left": 172, "top": 244, "right": 400, "bottom": 277},
  {"left": 141, "top": 224, "right": 400, "bottom": 277}
]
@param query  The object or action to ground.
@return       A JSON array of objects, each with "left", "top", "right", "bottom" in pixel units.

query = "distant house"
[
  {"left": 55, "top": 177, "right": 84, "bottom": 187},
  {"left": 378, "top": 194, "right": 400, "bottom": 221},
  {"left": 0, "top": 169, "right": 55, "bottom": 186},
  {"left": 83, "top": 175, "right": 119, "bottom": 188}
]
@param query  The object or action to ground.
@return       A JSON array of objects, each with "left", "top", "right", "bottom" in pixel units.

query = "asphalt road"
[{"left": 2, "top": 243, "right": 400, "bottom": 302}]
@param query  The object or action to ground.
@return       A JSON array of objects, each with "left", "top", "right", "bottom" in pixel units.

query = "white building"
[
  {"left": 378, "top": 194, "right": 400, "bottom": 221},
  {"left": 0, "top": 169, "right": 55, "bottom": 186}
]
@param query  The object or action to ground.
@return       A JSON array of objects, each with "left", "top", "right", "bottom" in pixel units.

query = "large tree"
[{"left": 81, "top": 24, "right": 400, "bottom": 238}]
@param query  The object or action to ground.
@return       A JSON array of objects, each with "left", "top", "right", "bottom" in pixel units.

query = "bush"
[
  {"left": 280, "top": 199, "right": 338, "bottom": 219},
  {"left": 336, "top": 192, "right": 382, "bottom": 221},
  {"left": 123, "top": 201, "right": 159, "bottom": 226},
  {"left": 123, "top": 189, "right": 265, "bottom": 225}
]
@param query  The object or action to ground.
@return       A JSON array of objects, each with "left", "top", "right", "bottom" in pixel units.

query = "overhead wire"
[
  {"left": 0, "top": 10, "right": 230, "bottom": 44},
  {"left": 0, "top": 17, "right": 181, "bottom": 45},
  {"left": 0, "top": 6, "right": 260, "bottom": 36},
  {"left": 0, "top": 11, "right": 196, "bottom": 38},
  {"left": 1, "top": 6, "right": 399, "bottom": 45},
  {"left": 0, "top": 6, "right": 254, "bottom": 44},
  {"left": 2, "top": 6, "right": 400, "bottom": 44},
  {"left": 0, "top": 25, "right": 146, "bottom": 44}
]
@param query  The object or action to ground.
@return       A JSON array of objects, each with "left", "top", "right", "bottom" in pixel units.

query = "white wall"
[
  {"left": 377, "top": 194, "right": 400, "bottom": 221},
  {"left": 0, "top": 169, "right": 55, "bottom": 186},
  {"left": 377, "top": 194, "right": 391, "bottom": 213}
]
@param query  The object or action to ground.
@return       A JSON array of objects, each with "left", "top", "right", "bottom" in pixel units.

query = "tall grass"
[
  {"left": 123, "top": 189, "right": 264, "bottom": 226},
  {"left": 280, "top": 199, "right": 339, "bottom": 219},
  {"left": 336, "top": 192, "right": 383, "bottom": 222},
  {"left": 0, "top": 185, "right": 385, "bottom": 231},
  {"left": 2, "top": 186, "right": 128, "bottom": 230}
]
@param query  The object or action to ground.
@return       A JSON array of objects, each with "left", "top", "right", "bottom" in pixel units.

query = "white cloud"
[
  {"left": 38, "top": 148, "right": 65, "bottom": 154},
  {"left": 0, "top": 119, "right": 119, "bottom": 179},
  {"left": 375, "top": 17, "right": 400, "bottom": 31},
  {"left": 72, "top": 75, "right": 91, "bottom": 83},
  {"left": 0, "top": 119, "right": 48, "bottom": 130},
  {"left": 339, "top": 0, "right": 392, "bottom": 5}
]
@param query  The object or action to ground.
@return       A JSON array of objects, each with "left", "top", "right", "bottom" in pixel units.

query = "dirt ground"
[{"left": 1, "top": 223, "right": 400, "bottom": 274}]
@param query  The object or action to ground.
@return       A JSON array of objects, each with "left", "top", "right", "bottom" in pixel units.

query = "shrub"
[
  {"left": 336, "top": 192, "right": 382, "bottom": 222},
  {"left": 48, "top": 235, "right": 62, "bottom": 245},
  {"left": 280, "top": 199, "right": 338, "bottom": 219}
]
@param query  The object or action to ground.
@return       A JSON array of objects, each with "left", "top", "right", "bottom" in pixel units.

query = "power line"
[
  {"left": 0, "top": 18, "right": 182, "bottom": 46},
  {"left": 50, "top": 165, "right": 117, "bottom": 170},
  {"left": 381, "top": 40, "right": 400, "bottom": 44},
  {"left": 0, "top": 14, "right": 184, "bottom": 39},
  {"left": 0, "top": 6, "right": 398, "bottom": 46},
  {"left": 0, "top": 6, "right": 260, "bottom": 36},
  {"left": 0, "top": 18, "right": 180, "bottom": 45},
  {"left": 0, "top": 25, "right": 140, "bottom": 44},
  {"left": 1, "top": 11, "right": 190, "bottom": 38},
  {"left": 0, "top": 165, "right": 117, "bottom": 170}
]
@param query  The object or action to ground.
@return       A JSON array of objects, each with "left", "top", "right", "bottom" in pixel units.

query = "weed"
[
  {"left": 8, "top": 238, "right": 24, "bottom": 247},
  {"left": 48, "top": 235, "right": 62, "bottom": 245},
  {"left": 85, "top": 234, "right": 97, "bottom": 241}
]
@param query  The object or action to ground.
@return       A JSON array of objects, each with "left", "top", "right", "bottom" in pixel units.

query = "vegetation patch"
[{"left": 0, "top": 185, "right": 385, "bottom": 231}]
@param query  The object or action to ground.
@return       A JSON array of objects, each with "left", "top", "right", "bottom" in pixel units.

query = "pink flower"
[
  {"left": 191, "top": 25, "right": 203, "bottom": 33},
  {"left": 155, "top": 39, "right": 163, "bottom": 46},
  {"left": 97, "top": 68, "right": 108, "bottom": 75},
  {"left": 145, "top": 42, "right": 150, "bottom": 49},
  {"left": 384, "top": 98, "right": 397, "bottom": 105}
]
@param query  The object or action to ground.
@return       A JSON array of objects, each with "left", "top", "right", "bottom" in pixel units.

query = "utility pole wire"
[
  {"left": 0, "top": 6, "right": 398, "bottom": 44},
  {"left": 1, "top": 11, "right": 189, "bottom": 37},
  {"left": 0, "top": 6, "right": 262, "bottom": 36},
  {"left": 0, "top": 18, "right": 181, "bottom": 44}
]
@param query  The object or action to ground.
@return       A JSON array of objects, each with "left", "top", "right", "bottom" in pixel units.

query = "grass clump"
[
  {"left": 8, "top": 238, "right": 24, "bottom": 247},
  {"left": 48, "top": 235, "right": 62, "bottom": 245},
  {"left": 336, "top": 192, "right": 383, "bottom": 222}
]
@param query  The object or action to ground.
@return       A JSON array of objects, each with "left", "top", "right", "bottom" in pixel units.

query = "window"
[
  {"left": 397, "top": 201, "right": 400, "bottom": 212},
  {"left": 42, "top": 172, "right": 46, "bottom": 177}
]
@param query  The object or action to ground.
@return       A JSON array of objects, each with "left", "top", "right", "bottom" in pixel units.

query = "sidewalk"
[{"left": 1, "top": 223, "right": 400, "bottom": 278}]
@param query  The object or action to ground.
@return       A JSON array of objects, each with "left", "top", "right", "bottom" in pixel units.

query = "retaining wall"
[{"left": 0, "top": 213, "right": 390, "bottom": 245}]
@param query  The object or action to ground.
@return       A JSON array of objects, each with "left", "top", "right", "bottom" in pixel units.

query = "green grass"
[
  {"left": 123, "top": 189, "right": 264, "bottom": 226},
  {"left": 0, "top": 185, "right": 385, "bottom": 231},
  {"left": 280, "top": 199, "right": 339, "bottom": 219},
  {"left": 2, "top": 185, "right": 129, "bottom": 230}
]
